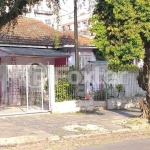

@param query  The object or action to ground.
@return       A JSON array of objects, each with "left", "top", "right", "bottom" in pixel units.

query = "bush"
[
  {"left": 55, "top": 78, "right": 75, "bottom": 102},
  {"left": 115, "top": 84, "right": 123, "bottom": 92},
  {"left": 94, "top": 90, "right": 106, "bottom": 101}
]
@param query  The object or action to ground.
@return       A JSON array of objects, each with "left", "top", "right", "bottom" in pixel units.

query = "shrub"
[
  {"left": 115, "top": 84, "right": 123, "bottom": 92},
  {"left": 55, "top": 78, "right": 75, "bottom": 102},
  {"left": 94, "top": 90, "right": 106, "bottom": 101}
]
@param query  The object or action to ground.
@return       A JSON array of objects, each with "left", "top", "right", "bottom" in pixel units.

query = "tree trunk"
[{"left": 138, "top": 45, "right": 150, "bottom": 119}]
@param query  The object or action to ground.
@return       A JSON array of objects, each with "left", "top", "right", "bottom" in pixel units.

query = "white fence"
[
  {"left": 83, "top": 62, "right": 146, "bottom": 98},
  {"left": 54, "top": 65, "right": 146, "bottom": 101},
  {"left": 106, "top": 71, "right": 146, "bottom": 98}
]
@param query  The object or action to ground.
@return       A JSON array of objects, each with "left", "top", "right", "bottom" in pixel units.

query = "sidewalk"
[{"left": 0, "top": 109, "right": 143, "bottom": 146}]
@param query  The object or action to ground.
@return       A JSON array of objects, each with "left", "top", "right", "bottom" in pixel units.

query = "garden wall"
[
  {"left": 52, "top": 97, "right": 143, "bottom": 113},
  {"left": 53, "top": 100, "right": 94, "bottom": 113},
  {"left": 106, "top": 97, "right": 143, "bottom": 109}
]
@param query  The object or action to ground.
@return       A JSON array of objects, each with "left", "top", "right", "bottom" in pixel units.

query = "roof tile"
[{"left": 0, "top": 17, "right": 91, "bottom": 46}]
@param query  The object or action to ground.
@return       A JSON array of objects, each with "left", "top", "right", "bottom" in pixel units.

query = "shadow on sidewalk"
[
  {"left": 77, "top": 110, "right": 105, "bottom": 116},
  {"left": 108, "top": 109, "right": 141, "bottom": 118}
]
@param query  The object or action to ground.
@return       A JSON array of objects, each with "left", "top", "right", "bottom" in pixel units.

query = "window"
[
  {"left": 79, "top": 55, "right": 92, "bottom": 68},
  {"left": 83, "top": 20, "right": 87, "bottom": 25},
  {"left": 88, "top": 20, "right": 91, "bottom": 25},
  {"left": 45, "top": 19, "right": 51, "bottom": 25},
  {"left": 78, "top": 22, "right": 80, "bottom": 27},
  {"left": 91, "top": 32, "right": 94, "bottom": 36},
  {"left": 68, "top": 25, "right": 71, "bottom": 30},
  {"left": 82, "top": 31, "right": 87, "bottom": 35},
  {"left": 62, "top": 26, "right": 65, "bottom": 31}
]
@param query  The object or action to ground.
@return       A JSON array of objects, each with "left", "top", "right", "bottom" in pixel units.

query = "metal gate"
[
  {"left": 83, "top": 61, "right": 108, "bottom": 101},
  {"left": 0, "top": 65, "right": 50, "bottom": 115}
]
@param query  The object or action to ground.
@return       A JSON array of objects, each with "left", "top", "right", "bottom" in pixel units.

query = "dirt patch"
[
  {"left": 63, "top": 124, "right": 109, "bottom": 134},
  {"left": 112, "top": 118, "right": 150, "bottom": 130}
]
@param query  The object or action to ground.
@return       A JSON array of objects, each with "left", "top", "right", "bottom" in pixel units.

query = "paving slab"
[{"left": 0, "top": 109, "right": 141, "bottom": 146}]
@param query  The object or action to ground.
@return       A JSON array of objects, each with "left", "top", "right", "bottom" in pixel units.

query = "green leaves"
[
  {"left": 90, "top": 0, "right": 150, "bottom": 71},
  {"left": 0, "top": 0, "right": 62, "bottom": 28}
]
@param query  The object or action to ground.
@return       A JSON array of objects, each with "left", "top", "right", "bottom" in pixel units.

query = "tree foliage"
[
  {"left": 90, "top": 0, "right": 150, "bottom": 71},
  {"left": 90, "top": 0, "right": 150, "bottom": 119},
  {"left": 0, "top": 0, "right": 60, "bottom": 28}
]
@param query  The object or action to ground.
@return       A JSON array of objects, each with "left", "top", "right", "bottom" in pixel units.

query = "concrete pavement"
[{"left": 0, "top": 109, "right": 143, "bottom": 146}]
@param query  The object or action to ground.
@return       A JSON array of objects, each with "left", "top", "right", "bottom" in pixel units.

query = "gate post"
[{"left": 48, "top": 65, "right": 55, "bottom": 112}]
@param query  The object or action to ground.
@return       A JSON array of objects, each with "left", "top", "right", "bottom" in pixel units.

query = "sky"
[
  {"left": 59, "top": 0, "right": 96, "bottom": 16},
  {"left": 60, "top": 0, "right": 73, "bottom": 14}
]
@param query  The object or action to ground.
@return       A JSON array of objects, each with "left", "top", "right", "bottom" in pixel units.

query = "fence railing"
[
  {"left": 55, "top": 65, "right": 146, "bottom": 102},
  {"left": 92, "top": 70, "right": 146, "bottom": 100},
  {"left": 55, "top": 66, "right": 76, "bottom": 102}
]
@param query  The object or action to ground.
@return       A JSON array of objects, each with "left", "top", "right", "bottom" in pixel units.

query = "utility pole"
[{"left": 74, "top": 0, "right": 79, "bottom": 99}]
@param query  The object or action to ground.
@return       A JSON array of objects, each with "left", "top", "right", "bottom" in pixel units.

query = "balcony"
[{"left": 34, "top": 9, "right": 53, "bottom": 15}]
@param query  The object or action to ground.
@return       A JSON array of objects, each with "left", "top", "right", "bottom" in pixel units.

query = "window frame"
[{"left": 79, "top": 55, "right": 92, "bottom": 68}]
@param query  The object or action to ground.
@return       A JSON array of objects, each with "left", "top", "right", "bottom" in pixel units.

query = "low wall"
[
  {"left": 52, "top": 97, "right": 144, "bottom": 113},
  {"left": 53, "top": 100, "right": 94, "bottom": 113},
  {"left": 94, "top": 101, "right": 106, "bottom": 108},
  {"left": 107, "top": 97, "right": 144, "bottom": 109}
]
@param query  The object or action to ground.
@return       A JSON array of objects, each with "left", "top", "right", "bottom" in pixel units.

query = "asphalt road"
[{"left": 77, "top": 138, "right": 150, "bottom": 150}]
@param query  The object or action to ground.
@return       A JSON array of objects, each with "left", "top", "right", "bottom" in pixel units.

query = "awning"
[{"left": 0, "top": 46, "right": 70, "bottom": 58}]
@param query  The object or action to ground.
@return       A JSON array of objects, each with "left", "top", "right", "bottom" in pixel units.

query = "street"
[{"left": 77, "top": 138, "right": 150, "bottom": 150}]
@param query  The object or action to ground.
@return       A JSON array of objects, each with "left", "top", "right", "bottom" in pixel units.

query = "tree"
[
  {"left": 90, "top": 0, "right": 150, "bottom": 71},
  {"left": 0, "top": 0, "right": 96, "bottom": 28},
  {"left": 90, "top": 0, "right": 150, "bottom": 118},
  {"left": 0, "top": 0, "right": 60, "bottom": 28}
]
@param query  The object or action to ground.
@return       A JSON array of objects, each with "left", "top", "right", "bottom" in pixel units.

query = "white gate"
[{"left": 0, "top": 65, "right": 51, "bottom": 115}]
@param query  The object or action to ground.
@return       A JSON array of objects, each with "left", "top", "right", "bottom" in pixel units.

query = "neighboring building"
[
  {"left": 59, "top": 0, "right": 96, "bottom": 38},
  {"left": 24, "top": 0, "right": 96, "bottom": 38},
  {"left": 24, "top": 0, "right": 58, "bottom": 29},
  {"left": 59, "top": 11, "right": 94, "bottom": 38},
  {"left": 59, "top": 30, "right": 96, "bottom": 68}
]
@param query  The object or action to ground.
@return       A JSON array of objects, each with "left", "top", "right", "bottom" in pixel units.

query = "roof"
[
  {"left": 60, "top": 31, "right": 92, "bottom": 46},
  {"left": 88, "top": 61, "right": 108, "bottom": 64},
  {"left": 0, "top": 17, "right": 56, "bottom": 46},
  {"left": 0, "top": 17, "right": 91, "bottom": 47},
  {"left": 0, "top": 46, "right": 70, "bottom": 57}
]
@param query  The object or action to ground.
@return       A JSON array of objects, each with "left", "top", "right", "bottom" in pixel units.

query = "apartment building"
[
  {"left": 59, "top": 11, "right": 94, "bottom": 38},
  {"left": 24, "top": 0, "right": 58, "bottom": 29},
  {"left": 24, "top": 0, "right": 95, "bottom": 38}
]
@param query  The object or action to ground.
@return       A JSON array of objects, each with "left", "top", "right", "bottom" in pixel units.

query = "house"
[
  {"left": 57, "top": 31, "right": 97, "bottom": 97},
  {"left": 59, "top": 30, "right": 96, "bottom": 68},
  {"left": 0, "top": 16, "right": 97, "bottom": 114},
  {"left": 0, "top": 17, "right": 70, "bottom": 112},
  {"left": 0, "top": 17, "right": 70, "bottom": 66}
]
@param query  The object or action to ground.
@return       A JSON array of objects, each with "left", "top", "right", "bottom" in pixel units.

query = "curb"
[
  {"left": 0, "top": 135, "right": 60, "bottom": 147},
  {"left": 62, "top": 129, "right": 133, "bottom": 139},
  {"left": 0, "top": 128, "right": 134, "bottom": 147}
]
